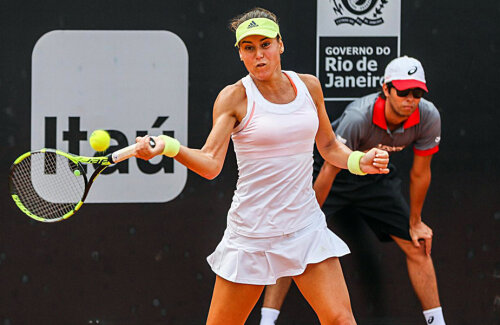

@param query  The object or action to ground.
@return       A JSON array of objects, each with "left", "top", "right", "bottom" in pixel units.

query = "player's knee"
[
  {"left": 320, "top": 311, "right": 356, "bottom": 325},
  {"left": 332, "top": 316, "right": 356, "bottom": 325},
  {"left": 336, "top": 316, "right": 356, "bottom": 325}
]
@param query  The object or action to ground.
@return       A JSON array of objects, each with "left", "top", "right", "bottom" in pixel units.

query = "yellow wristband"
[
  {"left": 347, "top": 151, "right": 367, "bottom": 176},
  {"left": 158, "top": 135, "right": 180, "bottom": 158}
]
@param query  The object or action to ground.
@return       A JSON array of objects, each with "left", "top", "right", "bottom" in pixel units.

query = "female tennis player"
[{"left": 135, "top": 7, "right": 389, "bottom": 325}]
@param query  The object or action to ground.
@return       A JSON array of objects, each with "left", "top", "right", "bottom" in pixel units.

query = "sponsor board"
[
  {"left": 317, "top": 0, "right": 401, "bottom": 101},
  {"left": 32, "top": 30, "right": 188, "bottom": 203}
]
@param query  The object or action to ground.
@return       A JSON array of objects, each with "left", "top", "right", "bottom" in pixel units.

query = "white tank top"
[{"left": 227, "top": 71, "right": 325, "bottom": 237}]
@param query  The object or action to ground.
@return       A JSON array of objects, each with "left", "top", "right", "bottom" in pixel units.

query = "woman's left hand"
[{"left": 360, "top": 148, "right": 390, "bottom": 174}]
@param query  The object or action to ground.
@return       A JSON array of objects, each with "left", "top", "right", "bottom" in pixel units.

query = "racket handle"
[
  {"left": 109, "top": 137, "right": 156, "bottom": 164},
  {"left": 110, "top": 144, "right": 136, "bottom": 163}
]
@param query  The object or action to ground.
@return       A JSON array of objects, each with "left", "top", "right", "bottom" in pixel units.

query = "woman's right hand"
[{"left": 134, "top": 136, "right": 165, "bottom": 160}]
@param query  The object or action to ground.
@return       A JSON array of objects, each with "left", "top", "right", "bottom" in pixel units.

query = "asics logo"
[
  {"left": 247, "top": 21, "right": 259, "bottom": 29},
  {"left": 408, "top": 66, "right": 418, "bottom": 75}
]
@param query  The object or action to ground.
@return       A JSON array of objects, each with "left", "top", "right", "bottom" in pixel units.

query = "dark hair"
[
  {"left": 229, "top": 7, "right": 279, "bottom": 33},
  {"left": 379, "top": 82, "right": 392, "bottom": 100}
]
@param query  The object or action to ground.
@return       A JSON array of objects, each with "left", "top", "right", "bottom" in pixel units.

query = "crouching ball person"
[{"left": 135, "top": 7, "right": 389, "bottom": 325}]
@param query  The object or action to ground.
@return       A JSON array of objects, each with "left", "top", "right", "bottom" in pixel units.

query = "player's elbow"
[
  {"left": 317, "top": 139, "right": 338, "bottom": 160},
  {"left": 203, "top": 171, "right": 220, "bottom": 180},
  {"left": 200, "top": 163, "right": 223, "bottom": 180}
]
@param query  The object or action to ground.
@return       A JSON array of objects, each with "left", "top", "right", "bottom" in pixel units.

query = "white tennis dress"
[{"left": 206, "top": 71, "right": 350, "bottom": 285}]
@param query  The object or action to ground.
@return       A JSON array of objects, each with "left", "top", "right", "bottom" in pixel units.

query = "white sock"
[
  {"left": 423, "top": 306, "right": 446, "bottom": 325},
  {"left": 260, "top": 307, "right": 280, "bottom": 325}
]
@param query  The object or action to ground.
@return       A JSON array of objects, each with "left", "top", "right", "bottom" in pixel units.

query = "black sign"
[{"left": 319, "top": 36, "right": 398, "bottom": 98}]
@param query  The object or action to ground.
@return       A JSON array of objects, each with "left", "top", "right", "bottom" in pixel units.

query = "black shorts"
[{"left": 316, "top": 164, "right": 411, "bottom": 242}]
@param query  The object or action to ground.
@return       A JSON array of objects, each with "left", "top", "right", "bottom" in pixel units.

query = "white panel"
[{"left": 32, "top": 30, "right": 188, "bottom": 203}]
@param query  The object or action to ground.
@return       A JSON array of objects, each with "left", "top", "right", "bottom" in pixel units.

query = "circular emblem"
[{"left": 342, "top": 0, "right": 378, "bottom": 15}]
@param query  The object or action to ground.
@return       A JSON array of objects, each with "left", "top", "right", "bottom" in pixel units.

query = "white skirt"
[{"left": 206, "top": 219, "right": 350, "bottom": 285}]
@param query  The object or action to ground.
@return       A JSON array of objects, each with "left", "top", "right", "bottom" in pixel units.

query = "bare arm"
[
  {"left": 409, "top": 154, "right": 434, "bottom": 254},
  {"left": 298, "top": 74, "right": 389, "bottom": 174},
  {"left": 135, "top": 83, "right": 246, "bottom": 180}
]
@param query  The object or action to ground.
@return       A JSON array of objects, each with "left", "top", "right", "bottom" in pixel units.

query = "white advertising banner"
[
  {"left": 32, "top": 30, "right": 188, "bottom": 203},
  {"left": 317, "top": 0, "right": 401, "bottom": 101}
]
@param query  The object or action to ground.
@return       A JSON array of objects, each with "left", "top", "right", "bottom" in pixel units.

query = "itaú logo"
[
  {"left": 42, "top": 116, "right": 177, "bottom": 175},
  {"left": 330, "top": 0, "right": 387, "bottom": 26},
  {"left": 31, "top": 30, "right": 188, "bottom": 203}
]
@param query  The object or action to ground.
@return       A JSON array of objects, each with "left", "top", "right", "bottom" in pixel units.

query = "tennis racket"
[{"left": 8, "top": 138, "right": 156, "bottom": 222}]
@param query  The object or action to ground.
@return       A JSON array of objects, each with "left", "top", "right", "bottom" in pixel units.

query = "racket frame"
[
  {"left": 9, "top": 139, "right": 154, "bottom": 222},
  {"left": 9, "top": 148, "right": 107, "bottom": 222}
]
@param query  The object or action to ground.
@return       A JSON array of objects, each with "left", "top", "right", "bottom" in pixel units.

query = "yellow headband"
[{"left": 235, "top": 18, "right": 281, "bottom": 47}]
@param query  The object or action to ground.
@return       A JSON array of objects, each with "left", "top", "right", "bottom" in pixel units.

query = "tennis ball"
[
  {"left": 74, "top": 170, "right": 81, "bottom": 176},
  {"left": 89, "top": 130, "right": 110, "bottom": 152}
]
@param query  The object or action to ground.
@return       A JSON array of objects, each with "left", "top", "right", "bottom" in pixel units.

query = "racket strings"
[{"left": 10, "top": 152, "right": 86, "bottom": 221}]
